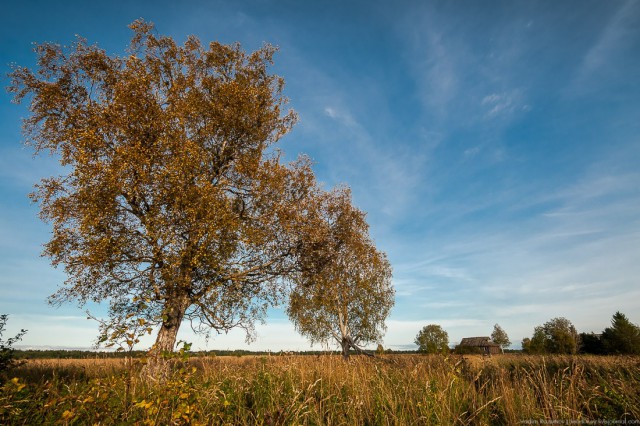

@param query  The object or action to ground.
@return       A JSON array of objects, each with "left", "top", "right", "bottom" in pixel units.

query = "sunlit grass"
[{"left": 1, "top": 354, "right": 639, "bottom": 424}]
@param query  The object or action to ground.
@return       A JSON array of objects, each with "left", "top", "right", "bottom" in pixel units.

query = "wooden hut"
[{"left": 458, "top": 337, "right": 502, "bottom": 355}]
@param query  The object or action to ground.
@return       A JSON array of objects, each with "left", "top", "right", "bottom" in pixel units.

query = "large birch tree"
[{"left": 8, "top": 20, "right": 320, "bottom": 354}]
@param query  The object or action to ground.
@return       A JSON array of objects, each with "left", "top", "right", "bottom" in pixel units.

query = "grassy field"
[{"left": 1, "top": 354, "right": 639, "bottom": 425}]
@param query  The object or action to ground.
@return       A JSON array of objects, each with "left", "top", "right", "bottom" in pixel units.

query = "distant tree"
[
  {"left": 524, "top": 318, "right": 580, "bottom": 354},
  {"left": 415, "top": 324, "right": 449, "bottom": 354},
  {"left": 8, "top": 20, "right": 322, "bottom": 355},
  {"left": 579, "top": 332, "right": 605, "bottom": 355},
  {"left": 530, "top": 327, "right": 546, "bottom": 353},
  {"left": 544, "top": 317, "right": 580, "bottom": 354},
  {"left": 287, "top": 188, "right": 394, "bottom": 360},
  {"left": 601, "top": 312, "right": 640, "bottom": 355},
  {"left": 522, "top": 326, "right": 546, "bottom": 354},
  {"left": 0, "top": 315, "right": 27, "bottom": 375},
  {"left": 491, "top": 324, "right": 511, "bottom": 353}
]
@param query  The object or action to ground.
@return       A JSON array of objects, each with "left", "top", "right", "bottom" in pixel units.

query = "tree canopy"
[
  {"left": 523, "top": 317, "right": 580, "bottom": 354},
  {"left": 9, "top": 20, "right": 326, "bottom": 354},
  {"left": 415, "top": 324, "right": 449, "bottom": 354},
  {"left": 286, "top": 188, "right": 394, "bottom": 359}
]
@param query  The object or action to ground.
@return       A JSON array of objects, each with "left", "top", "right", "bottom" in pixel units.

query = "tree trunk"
[
  {"left": 341, "top": 337, "right": 351, "bottom": 360},
  {"left": 152, "top": 293, "right": 190, "bottom": 356},
  {"left": 340, "top": 335, "right": 375, "bottom": 360}
]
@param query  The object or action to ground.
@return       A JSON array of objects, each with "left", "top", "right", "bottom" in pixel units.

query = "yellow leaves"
[
  {"left": 10, "top": 377, "right": 26, "bottom": 392},
  {"left": 61, "top": 409, "right": 76, "bottom": 420},
  {"left": 135, "top": 399, "right": 154, "bottom": 409}
]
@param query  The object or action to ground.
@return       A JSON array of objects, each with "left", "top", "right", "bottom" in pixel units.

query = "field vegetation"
[{"left": 2, "top": 353, "right": 639, "bottom": 425}]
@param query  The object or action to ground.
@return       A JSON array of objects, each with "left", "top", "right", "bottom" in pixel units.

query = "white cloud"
[
  {"left": 324, "top": 106, "right": 337, "bottom": 119},
  {"left": 323, "top": 106, "right": 357, "bottom": 129},
  {"left": 6, "top": 314, "right": 103, "bottom": 349},
  {"left": 180, "top": 320, "right": 315, "bottom": 352},
  {"left": 481, "top": 90, "right": 526, "bottom": 119}
]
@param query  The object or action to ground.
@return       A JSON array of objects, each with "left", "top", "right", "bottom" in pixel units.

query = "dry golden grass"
[{"left": 2, "top": 354, "right": 639, "bottom": 425}]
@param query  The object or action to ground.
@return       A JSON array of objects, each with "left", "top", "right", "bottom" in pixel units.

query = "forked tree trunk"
[
  {"left": 340, "top": 335, "right": 375, "bottom": 360},
  {"left": 152, "top": 292, "right": 190, "bottom": 356}
]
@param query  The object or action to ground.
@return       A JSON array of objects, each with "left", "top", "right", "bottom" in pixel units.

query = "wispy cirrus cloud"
[
  {"left": 396, "top": 4, "right": 533, "bottom": 128},
  {"left": 567, "top": 0, "right": 640, "bottom": 96},
  {"left": 481, "top": 90, "right": 530, "bottom": 119},
  {"left": 281, "top": 54, "right": 430, "bottom": 222},
  {"left": 323, "top": 106, "right": 357, "bottom": 129}
]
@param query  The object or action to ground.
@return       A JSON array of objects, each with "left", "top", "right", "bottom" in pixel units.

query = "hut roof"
[{"left": 459, "top": 337, "right": 500, "bottom": 347}]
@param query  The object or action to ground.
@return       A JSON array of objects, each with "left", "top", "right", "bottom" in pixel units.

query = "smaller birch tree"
[
  {"left": 491, "top": 323, "right": 511, "bottom": 353},
  {"left": 287, "top": 188, "right": 394, "bottom": 359}
]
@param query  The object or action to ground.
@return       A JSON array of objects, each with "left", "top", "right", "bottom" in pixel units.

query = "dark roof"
[{"left": 459, "top": 337, "right": 500, "bottom": 347}]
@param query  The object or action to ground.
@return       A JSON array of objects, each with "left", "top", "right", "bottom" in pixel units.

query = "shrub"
[{"left": 0, "top": 315, "right": 27, "bottom": 376}]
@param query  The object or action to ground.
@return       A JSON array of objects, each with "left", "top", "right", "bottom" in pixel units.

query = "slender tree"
[
  {"left": 415, "top": 324, "right": 449, "bottom": 354},
  {"left": 9, "top": 20, "right": 321, "bottom": 354},
  {"left": 287, "top": 188, "right": 394, "bottom": 359},
  {"left": 491, "top": 324, "right": 511, "bottom": 353}
]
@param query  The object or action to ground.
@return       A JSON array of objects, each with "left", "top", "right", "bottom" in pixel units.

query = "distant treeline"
[{"left": 13, "top": 349, "right": 424, "bottom": 359}]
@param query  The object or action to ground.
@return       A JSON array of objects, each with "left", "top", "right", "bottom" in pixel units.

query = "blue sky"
[{"left": 1, "top": 0, "right": 639, "bottom": 351}]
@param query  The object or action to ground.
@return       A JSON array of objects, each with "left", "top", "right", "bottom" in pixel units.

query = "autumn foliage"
[{"left": 8, "top": 20, "right": 393, "bottom": 355}]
